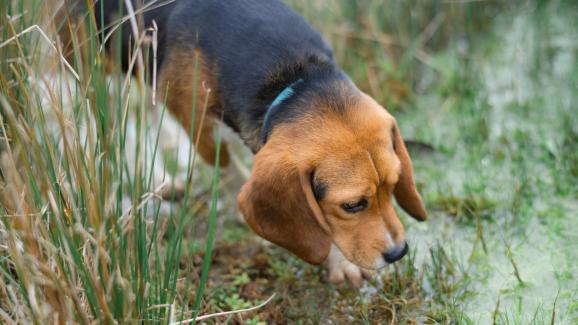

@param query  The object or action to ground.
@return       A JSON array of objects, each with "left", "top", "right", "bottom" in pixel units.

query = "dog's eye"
[{"left": 341, "top": 199, "right": 368, "bottom": 213}]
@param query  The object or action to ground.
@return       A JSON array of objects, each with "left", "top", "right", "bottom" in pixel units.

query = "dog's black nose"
[{"left": 383, "top": 242, "right": 409, "bottom": 263}]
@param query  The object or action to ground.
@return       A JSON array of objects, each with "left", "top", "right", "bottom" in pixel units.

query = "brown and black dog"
[{"left": 59, "top": 0, "right": 427, "bottom": 286}]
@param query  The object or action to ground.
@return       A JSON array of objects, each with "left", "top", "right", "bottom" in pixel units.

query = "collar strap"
[{"left": 260, "top": 78, "right": 303, "bottom": 144}]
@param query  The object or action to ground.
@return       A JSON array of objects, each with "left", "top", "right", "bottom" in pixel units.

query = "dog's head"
[{"left": 238, "top": 91, "right": 426, "bottom": 269}]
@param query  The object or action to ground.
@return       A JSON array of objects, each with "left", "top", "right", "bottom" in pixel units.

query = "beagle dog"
[{"left": 60, "top": 0, "right": 427, "bottom": 286}]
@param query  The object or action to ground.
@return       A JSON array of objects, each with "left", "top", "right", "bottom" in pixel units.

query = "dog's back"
[
  {"left": 162, "top": 0, "right": 335, "bottom": 115},
  {"left": 60, "top": 0, "right": 336, "bottom": 135}
]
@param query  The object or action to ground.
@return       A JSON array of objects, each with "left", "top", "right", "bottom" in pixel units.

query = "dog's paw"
[{"left": 324, "top": 244, "right": 372, "bottom": 288}]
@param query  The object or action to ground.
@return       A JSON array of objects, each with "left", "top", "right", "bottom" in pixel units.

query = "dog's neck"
[
  {"left": 260, "top": 78, "right": 304, "bottom": 144},
  {"left": 250, "top": 65, "right": 355, "bottom": 152}
]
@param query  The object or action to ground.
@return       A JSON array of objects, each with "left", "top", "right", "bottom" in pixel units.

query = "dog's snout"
[{"left": 383, "top": 242, "right": 408, "bottom": 263}]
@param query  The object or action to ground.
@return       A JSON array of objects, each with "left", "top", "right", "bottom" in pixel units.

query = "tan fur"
[
  {"left": 158, "top": 47, "right": 230, "bottom": 167},
  {"left": 238, "top": 92, "right": 426, "bottom": 269}
]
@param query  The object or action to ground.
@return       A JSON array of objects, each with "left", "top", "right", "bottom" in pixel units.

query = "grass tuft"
[{"left": 0, "top": 0, "right": 223, "bottom": 322}]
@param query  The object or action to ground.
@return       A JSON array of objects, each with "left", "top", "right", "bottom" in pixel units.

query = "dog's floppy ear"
[
  {"left": 392, "top": 125, "right": 428, "bottom": 221},
  {"left": 237, "top": 141, "right": 332, "bottom": 264}
]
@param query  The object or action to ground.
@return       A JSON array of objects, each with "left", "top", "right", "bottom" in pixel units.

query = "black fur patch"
[
  {"left": 312, "top": 175, "right": 327, "bottom": 202},
  {"left": 91, "top": 0, "right": 358, "bottom": 151}
]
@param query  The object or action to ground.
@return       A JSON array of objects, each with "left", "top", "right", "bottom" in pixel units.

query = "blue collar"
[{"left": 260, "top": 78, "right": 303, "bottom": 144}]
